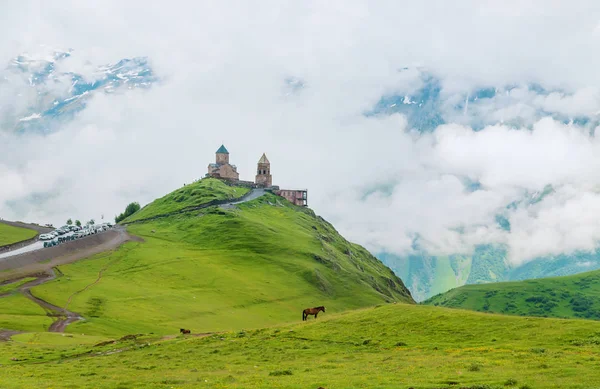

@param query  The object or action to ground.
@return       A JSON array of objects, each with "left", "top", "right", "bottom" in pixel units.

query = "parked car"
[{"left": 39, "top": 233, "right": 52, "bottom": 240}]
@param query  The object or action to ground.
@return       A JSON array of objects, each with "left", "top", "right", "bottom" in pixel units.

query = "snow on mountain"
[
  {"left": 1, "top": 48, "right": 157, "bottom": 134},
  {"left": 367, "top": 68, "right": 600, "bottom": 133}
]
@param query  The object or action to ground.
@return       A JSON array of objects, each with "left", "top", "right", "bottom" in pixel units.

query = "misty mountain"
[{"left": 1, "top": 49, "right": 157, "bottom": 134}]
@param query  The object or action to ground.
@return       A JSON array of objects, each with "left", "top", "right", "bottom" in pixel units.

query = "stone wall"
[{"left": 221, "top": 179, "right": 256, "bottom": 189}]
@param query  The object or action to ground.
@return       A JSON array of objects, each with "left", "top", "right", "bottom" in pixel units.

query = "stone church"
[
  {"left": 206, "top": 144, "right": 307, "bottom": 206},
  {"left": 207, "top": 145, "right": 239, "bottom": 181}
]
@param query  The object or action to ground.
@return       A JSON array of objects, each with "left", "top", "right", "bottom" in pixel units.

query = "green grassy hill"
[
  {"left": 3, "top": 303, "right": 600, "bottom": 388},
  {"left": 0, "top": 223, "right": 37, "bottom": 246},
  {"left": 424, "top": 268, "right": 600, "bottom": 320},
  {"left": 9, "top": 190, "right": 411, "bottom": 337},
  {"left": 123, "top": 178, "right": 249, "bottom": 222}
]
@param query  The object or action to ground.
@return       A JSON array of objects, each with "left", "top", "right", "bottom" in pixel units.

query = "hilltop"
[
  {"left": 424, "top": 268, "right": 600, "bottom": 320},
  {"left": 123, "top": 178, "right": 249, "bottom": 222},
  {"left": 2, "top": 303, "right": 600, "bottom": 388},
  {"left": 0, "top": 180, "right": 412, "bottom": 337}
]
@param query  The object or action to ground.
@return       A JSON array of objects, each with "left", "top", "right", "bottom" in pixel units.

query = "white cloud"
[{"left": 3, "top": 1, "right": 600, "bottom": 264}]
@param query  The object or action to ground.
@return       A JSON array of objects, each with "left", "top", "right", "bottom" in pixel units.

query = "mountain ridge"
[{"left": 423, "top": 266, "right": 600, "bottom": 320}]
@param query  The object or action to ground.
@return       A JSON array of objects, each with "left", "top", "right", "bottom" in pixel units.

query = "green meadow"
[
  {"left": 16, "top": 194, "right": 410, "bottom": 338},
  {"left": 0, "top": 294, "right": 52, "bottom": 332},
  {"left": 0, "top": 223, "right": 37, "bottom": 246},
  {"left": 424, "top": 268, "right": 600, "bottom": 320},
  {"left": 123, "top": 178, "right": 249, "bottom": 222},
  {"left": 3, "top": 179, "right": 600, "bottom": 388},
  {"left": 2, "top": 303, "right": 600, "bottom": 388}
]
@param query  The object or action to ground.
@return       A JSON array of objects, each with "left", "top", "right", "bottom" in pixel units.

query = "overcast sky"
[{"left": 2, "top": 1, "right": 600, "bottom": 265}]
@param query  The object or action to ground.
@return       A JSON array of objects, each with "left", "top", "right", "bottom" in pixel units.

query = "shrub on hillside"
[
  {"left": 115, "top": 202, "right": 141, "bottom": 223},
  {"left": 467, "top": 363, "right": 481, "bottom": 371},
  {"left": 570, "top": 295, "right": 593, "bottom": 312},
  {"left": 269, "top": 370, "right": 293, "bottom": 376}
]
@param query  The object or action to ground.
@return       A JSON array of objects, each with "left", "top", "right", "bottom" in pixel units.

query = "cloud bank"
[{"left": 2, "top": 1, "right": 600, "bottom": 265}]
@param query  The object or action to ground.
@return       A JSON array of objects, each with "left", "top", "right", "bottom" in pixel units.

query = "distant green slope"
[
  {"left": 4, "top": 303, "right": 600, "bottom": 388},
  {"left": 123, "top": 178, "right": 249, "bottom": 222},
  {"left": 0, "top": 223, "right": 37, "bottom": 247},
  {"left": 25, "top": 193, "right": 412, "bottom": 337},
  {"left": 381, "top": 245, "right": 511, "bottom": 302},
  {"left": 424, "top": 269, "right": 600, "bottom": 320}
]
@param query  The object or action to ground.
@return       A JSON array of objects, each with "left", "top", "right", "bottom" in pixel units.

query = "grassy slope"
[
  {"left": 424, "top": 268, "right": 600, "bottom": 320},
  {"left": 0, "top": 223, "right": 37, "bottom": 246},
  {"left": 124, "top": 178, "right": 249, "bottom": 222},
  {"left": 3, "top": 303, "right": 600, "bottom": 388},
  {"left": 24, "top": 194, "right": 411, "bottom": 337},
  {"left": 0, "top": 294, "right": 52, "bottom": 332}
]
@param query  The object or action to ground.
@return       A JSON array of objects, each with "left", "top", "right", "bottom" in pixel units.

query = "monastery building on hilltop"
[{"left": 206, "top": 145, "right": 307, "bottom": 206}]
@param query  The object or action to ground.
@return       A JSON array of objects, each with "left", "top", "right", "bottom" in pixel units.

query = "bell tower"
[
  {"left": 255, "top": 153, "right": 272, "bottom": 187},
  {"left": 216, "top": 144, "right": 229, "bottom": 165}
]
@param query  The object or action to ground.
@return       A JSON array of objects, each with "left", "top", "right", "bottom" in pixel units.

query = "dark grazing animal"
[
  {"left": 180, "top": 328, "right": 191, "bottom": 334},
  {"left": 302, "top": 306, "right": 325, "bottom": 321}
]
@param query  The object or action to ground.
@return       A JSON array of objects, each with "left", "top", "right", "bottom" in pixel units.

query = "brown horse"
[
  {"left": 302, "top": 306, "right": 325, "bottom": 321},
  {"left": 180, "top": 328, "right": 191, "bottom": 334}
]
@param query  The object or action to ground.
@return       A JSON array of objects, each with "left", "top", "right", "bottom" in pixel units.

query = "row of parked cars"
[
  {"left": 39, "top": 225, "right": 82, "bottom": 240},
  {"left": 40, "top": 223, "right": 114, "bottom": 248}
]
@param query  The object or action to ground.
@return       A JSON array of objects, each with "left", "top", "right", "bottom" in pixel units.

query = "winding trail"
[
  {"left": 19, "top": 270, "right": 83, "bottom": 332},
  {"left": 0, "top": 330, "right": 22, "bottom": 341},
  {"left": 0, "top": 270, "right": 83, "bottom": 339}
]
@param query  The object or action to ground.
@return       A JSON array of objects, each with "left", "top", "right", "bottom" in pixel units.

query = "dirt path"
[
  {"left": 19, "top": 270, "right": 84, "bottom": 332},
  {"left": 0, "top": 269, "right": 84, "bottom": 338},
  {"left": 0, "top": 330, "right": 22, "bottom": 341},
  {"left": 0, "top": 225, "right": 143, "bottom": 340}
]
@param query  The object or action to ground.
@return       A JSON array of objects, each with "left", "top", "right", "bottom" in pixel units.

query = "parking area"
[
  {"left": 39, "top": 223, "right": 114, "bottom": 248},
  {"left": 0, "top": 223, "right": 114, "bottom": 260}
]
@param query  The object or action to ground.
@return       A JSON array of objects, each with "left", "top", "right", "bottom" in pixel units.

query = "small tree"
[
  {"left": 115, "top": 202, "right": 141, "bottom": 223},
  {"left": 88, "top": 219, "right": 95, "bottom": 226},
  {"left": 66, "top": 218, "right": 73, "bottom": 225},
  {"left": 75, "top": 220, "right": 81, "bottom": 227}
]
